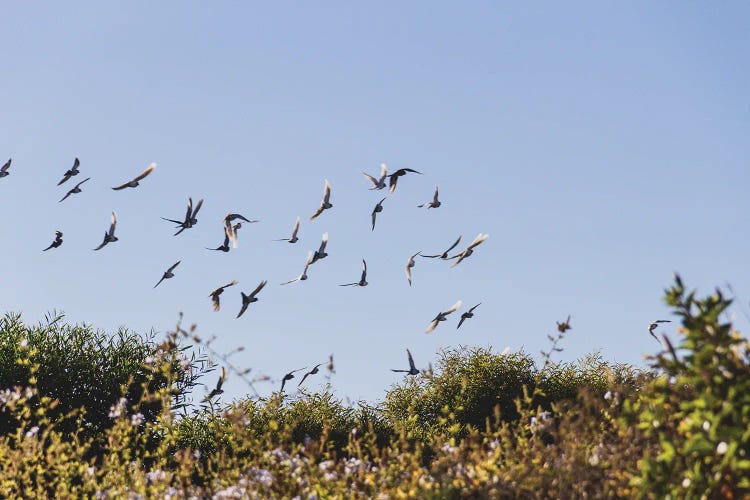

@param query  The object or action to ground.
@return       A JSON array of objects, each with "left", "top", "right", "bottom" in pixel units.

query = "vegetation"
[{"left": 0, "top": 275, "right": 747, "bottom": 498}]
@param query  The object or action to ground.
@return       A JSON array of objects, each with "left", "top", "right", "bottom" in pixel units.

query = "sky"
[{"left": 1, "top": 2, "right": 749, "bottom": 405}]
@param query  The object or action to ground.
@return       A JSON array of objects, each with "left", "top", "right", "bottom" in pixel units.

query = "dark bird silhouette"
[
  {"left": 203, "top": 367, "right": 226, "bottom": 401},
  {"left": 281, "top": 251, "right": 314, "bottom": 285},
  {"left": 274, "top": 216, "right": 300, "bottom": 243},
  {"left": 43, "top": 231, "right": 63, "bottom": 251},
  {"left": 426, "top": 300, "right": 462, "bottom": 333},
  {"left": 93, "top": 212, "right": 118, "bottom": 251},
  {"left": 206, "top": 225, "right": 232, "bottom": 252},
  {"left": 371, "top": 197, "right": 386, "bottom": 231},
  {"left": 340, "top": 259, "right": 368, "bottom": 287},
  {"left": 154, "top": 261, "right": 181, "bottom": 288},
  {"left": 297, "top": 363, "right": 325, "bottom": 387},
  {"left": 388, "top": 168, "right": 421, "bottom": 193},
  {"left": 59, "top": 177, "right": 91, "bottom": 202},
  {"left": 111, "top": 163, "right": 156, "bottom": 190},
  {"left": 163, "top": 197, "right": 203, "bottom": 236},
  {"left": 57, "top": 158, "right": 80, "bottom": 186},
  {"left": 209, "top": 280, "right": 238, "bottom": 311},
  {"left": 280, "top": 367, "right": 306, "bottom": 393},
  {"left": 449, "top": 233, "right": 489, "bottom": 268},
  {"left": 309, "top": 179, "right": 333, "bottom": 220},
  {"left": 457, "top": 303, "right": 481, "bottom": 329},
  {"left": 405, "top": 251, "right": 421, "bottom": 286},
  {"left": 422, "top": 235, "right": 462, "bottom": 259},
  {"left": 557, "top": 315, "right": 572, "bottom": 333},
  {"left": 0, "top": 158, "right": 12, "bottom": 178},
  {"left": 648, "top": 320, "right": 671, "bottom": 343},
  {"left": 237, "top": 280, "right": 268, "bottom": 318},
  {"left": 224, "top": 213, "right": 258, "bottom": 248},
  {"left": 362, "top": 164, "right": 388, "bottom": 190},
  {"left": 418, "top": 185, "right": 441, "bottom": 209},
  {"left": 391, "top": 349, "right": 420, "bottom": 376},
  {"left": 310, "top": 232, "right": 329, "bottom": 264}
]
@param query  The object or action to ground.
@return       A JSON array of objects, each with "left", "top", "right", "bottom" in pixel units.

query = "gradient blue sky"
[{"left": 1, "top": 2, "right": 748, "bottom": 404}]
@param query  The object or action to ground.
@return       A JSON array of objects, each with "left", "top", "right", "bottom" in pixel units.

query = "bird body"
[
  {"left": 281, "top": 251, "right": 314, "bottom": 285},
  {"left": 341, "top": 259, "right": 368, "bottom": 286},
  {"left": 43, "top": 231, "right": 63, "bottom": 251},
  {"left": 388, "top": 168, "right": 421, "bottom": 193},
  {"left": 0, "top": 158, "right": 11, "bottom": 178},
  {"left": 203, "top": 367, "right": 226, "bottom": 401},
  {"left": 310, "top": 179, "right": 332, "bottom": 220},
  {"left": 648, "top": 320, "right": 671, "bottom": 343},
  {"left": 418, "top": 185, "right": 441, "bottom": 208},
  {"left": 449, "top": 233, "right": 489, "bottom": 267},
  {"left": 154, "top": 261, "right": 181, "bottom": 288},
  {"left": 362, "top": 164, "right": 388, "bottom": 190},
  {"left": 164, "top": 197, "right": 203, "bottom": 235},
  {"left": 275, "top": 216, "right": 300, "bottom": 243},
  {"left": 93, "top": 212, "right": 118, "bottom": 251},
  {"left": 426, "top": 300, "right": 462, "bottom": 333},
  {"left": 405, "top": 251, "right": 420, "bottom": 286},
  {"left": 298, "top": 363, "right": 325, "bottom": 387},
  {"left": 391, "top": 349, "right": 420, "bottom": 375},
  {"left": 112, "top": 163, "right": 156, "bottom": 190},
  {"left": 57, "top": 158, "right": 80, "bottom": 185},
  {"left": 209, "top": 280, "right": 238, "bottom": 311},
  {"left": 280, "top": 367, "right": 307, "bottom": 393},
  {"left": 224, "top": 213, "right": 258, "bottom": 248},
  {"left": 457, "top": 303, "right": 481, "bottom": 329},
  {"left": 310, "top": 232, "right": 329, "bottom": 264},
  {"left": 237, "top": 280, "right": 268, "bottom": 318},
  {"left": 422, "top": 235, "right": 462, "bottom": 259},
  {"left": 59, "top": 177, "right": 91, "bottom": 202},
  {"left": 371, "top": 197, "right": 386, "bottom": 231}
]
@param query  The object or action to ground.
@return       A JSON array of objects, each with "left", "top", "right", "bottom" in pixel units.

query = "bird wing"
[
  {"left": 167, "top": 261, "right": 181, "bottom": 273},
  {"left": 236, "top": 300, "right": 250, "bottom": 318},
  {"left": 403, "top": 168, "right": 421, "bottom": 174},
  {"left": 407, "top": 349, "right": 416, "bottom": 370},
  {"left": 59, "top": 189, "right": 74, "bottom": 202},
  {"left": 457, "top": 316, "right": 466, "bottom": 329},
  {"left": 183, "top": 198, "right": 193, "bottom": 222},
  {"left": 425, "top": 319, "right": 439, "bottom": 333},
  {"left": 388, "top": 175, "right": 398, "bottom": 193},
  {"left": 379, "top": 163, "right": 388, "bottom": 182},
  {"left": 318, "top": 233, "right": 328, "bottom": 252},
  {"left": 249, "top": 280, "right": 267, "bottom": 298},
  {"left": 291, "top": 216, "right": 300, "bottom": 238},
  {"left": 309, "top": 205, "right": 324, "bottom": 221},
  {"left": 445, "top": 300, "right": 463, "bottom": 315},
  {"left": 433, "top": 185, "right": 439, "bottom": 202},
  {"left": 467, "top": 233, "right": 489, "bottom": 250},
  {"left": 445, "top": 235, "right": 463, "bottom": 254},
  {"left": 361, "top": 259, "right": 367, "bottom": 280},
  {"left": 108, "top": 212, "right": 118, "bottom": 237},
  {"left": 211, "top": 293, "right": 221, "bottom": 311},
  {"left": 405, "top": 262, "right": 413, "bottom": 285},
  {"left": 154, "top": 275, "right": 166, "bottom": 288},
  {"left": 322, "top": 179, "right": 331, "bottom": 203},
  {"left": 93, "top": 232, "right": 109, "bottom": 251},
  {"left": 133, "top": 163, "right": 157, "bottom": 182},
  {"left": 362, "top": 171, "right": 378, "bottom": 186},
  {"left": 469, "top": 303, "right": 482, "bottom": 313},
  {"left": 1, "top": 159, "right": 11, "bottom": 172},
  {"left": 57, "top": 172, "right": 72, "bottom": 186}
]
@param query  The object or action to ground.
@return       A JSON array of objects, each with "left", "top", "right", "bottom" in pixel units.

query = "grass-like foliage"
[{"left": 0, "top": 275, "right": 747, "bottom": 498}]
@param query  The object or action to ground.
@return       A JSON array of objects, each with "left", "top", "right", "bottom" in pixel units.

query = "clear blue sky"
[{"left": 1, "top": 2, "right": 748, "bottom": 404}]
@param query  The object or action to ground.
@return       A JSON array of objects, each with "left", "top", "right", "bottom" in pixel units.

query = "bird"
[
  {"left": 206, "top": 226, "right": 231, "bottom": 252},
  {"left": 362, "top": 163, "right": 388, "bottom": 190},
  {"left": 58, "top": 177, "right": 91, "bottom": 202},
  {"left": 309, "top": 179, "right": 332, "bottom": 220},
  {"left": 274, "top": 216, "right": 301, "bottom": 243},
  {"left": 56, "top": 158, "right": 81, "bottom": 186},
  {"left": 391, "top": 349, "right": 420, "bottom": 376},
  {"left": 224, "top": 213, "right": 258, "bottom": 248},
  {"left": 163, "top": 198, "right": 204, "bottom": 236},
  {"left": 418, "top": 185, "right": 441, "bottom": 209},
  {"left": 111, "top": 163, "right": 156, "bottom": 190},
  {"left": 93, "top": 212, "right": 118, "bottom": 251},
  {"left": 426, "top": 300, "right": 462, "bottom": 333},
  {"left": 280, "top": 367, "right": 307, "bottom": 393},
  {"left": 388, "top": 168, "right": 421, "bottom": 193},
  {"left": 422, "top": 235, "right": 462, "bottom": 259},
  {"left": 556, "top": 315, "right": 572, "bottom": 333},
  {"left": 0, "top": 158, "right": 11, "bottom": 178},
  {"left": 281, "top": 251, "right": 314, "bottom": 285},
  {"left": 237, "top": 280, "right": 268, "bottom": 318},
  {"left": 449, "top": 233, "right": 489, "bottom": 268},
  {"left": 457, "top": 303, "right": 481, "bottom": 329},
  {"left": 371, "top": 197, "right": 386, "bottom": 231},
  {"left": 310, "top": 232, "right": 329, "bottom": 264},
  {"left": 297, "top": 363, "right": 325, "bottom": 387},
  {"left": 340, "top": 259, "right": 368, "bottom": 287},
  {"left": 154, "top": 261, "right": 181, "bottom": 288},
  {"left": 209, "top": 280, "right": 238, "bottom": 311},
  {"left": 43, "top": 231, "right": 63, "bottom": 251},
  {"left": 648, "top": 320, "right": 671, "bottom": 343},
  {"left": 405, "top": 251, "right": 421, "bottom": 286},
  {"left": 203, "top": 366, "right": 226, "bottom": 401}
]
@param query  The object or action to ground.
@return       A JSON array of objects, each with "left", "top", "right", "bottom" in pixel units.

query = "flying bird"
[
  {"left": 274, "top": 216, "right": 301, "bottom": 243},
  {"left": 388, "top": 168, "right": 421, "bottom": 193},
  {"left": 209, "top": 280, "right": 238, "bottom": 311},
  {"left": 309, "top": 179, "right": 332, "bottom": 220},
  {"left": 449, "top": 233, "right": 489, "bottom": 268},
  {"left": 224, "top": 213, "right": 258, "bottom": 248},
  {"left": 203, "top": 367, "right": 226, "bottom": 401},
  {"left": 422, "top": 235, "right": 462, "bottom": 259},
  {"left": 0, "top": 158, "right": 11, "bottom": 178},
  {"left": 59, "top": 177, "right": 91, "bottom": 202},
  {"left": 457, "top": 303, "right": 481, "bottom": 329},
  {"left": 648, "top": 320, "right": 671, "bottom": 343},
  {"left": 280, "top": 367, "right": 307, "bottom": 393},
  {"left": 280, "top": 251, "right": 314, "bottom": 285},
  {"left": 154, "top": 261, "right": 181, "bottom": 288},
  {"left": 43, "top": 231, "right": 63, "bottom": 251},
  {"left": 556, "top": 315, "right": 572, "bottom": 333},
  {"left": 111, "top": 163, "right": 156, "bottom": 190},
  {"left": 297, "top": 363, "right": 325, "bottom": 387},
  {"left": 341, "top": 259, "right": 368, "bottom": 287},
  {"left": 418, "top": 185, "right": 441, "bottom": 209},
  {"left": 426, "top": 300, "right": 462, "bottom": 333},
  {"left": 310, "top": 232, "right": 329, "bottom": 264},
  {"left": 371, "top": 197, "right": 386, "bottom": 231},
  {"left": 405, "top": 251, "right": 421, "bottom": 286},
  {"left": 237, "top": 280, "right": 268, "bottom": 318},
  {"left": 57, "top": 158, "right": 80, "bottom": 186},
  {"left": 163, "top": 197, "right": 203, "bottom": 236},
  {"left": 391, "top": 349, "right": 420, "bottom": 376},
  {"left": 362, "top": 163, "right": 388, "bottom": 190},
  {"left": 93, "top": 212, "right": 118, "bottom": 251},
  {"left": 206, "top": 226, "right": 231, "bottom": 252}
]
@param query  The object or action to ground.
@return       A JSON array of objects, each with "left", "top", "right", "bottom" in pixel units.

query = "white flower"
[
  {"left": 130, "top": 413, "right": 144, "bottom": 427},
  {"left": 86, "top": 466, "right": 95, "bottom": 476},
  {"left": 682, "top": 477, "right": 691, "bottom": 488},
  {"left": 324, "top": 472, "right": 338, "bottom": 481},
  {"left": 251, "top": 467, "right": 274, "bottom": 487},
  {"left": 108, "top": 397, "right": 128, "bottom": 419},
  {"left": 717, "top": 442, "right": 728, "bottom": 455},
  {"left": 19, "top": 338, "right": 28, "bottom": 348},
  {"left": 146, "top": 469, "right": 166, "bottom": 484},
  {"left": 604, "top": 391, "right": 612, "bottom": 400},
  {"left": 318, "top": 460, "right": 334, "bottom": 471},
  {"left": 25, "top": 426, "right": 39, "bottom": 438},
  {"left": 702, "top": 421, "right": 710, "bottom": 431}
]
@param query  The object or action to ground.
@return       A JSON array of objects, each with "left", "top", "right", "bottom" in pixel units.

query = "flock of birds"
[{"left": 2, "top": 157, "right": 494, "bottom": 395}]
